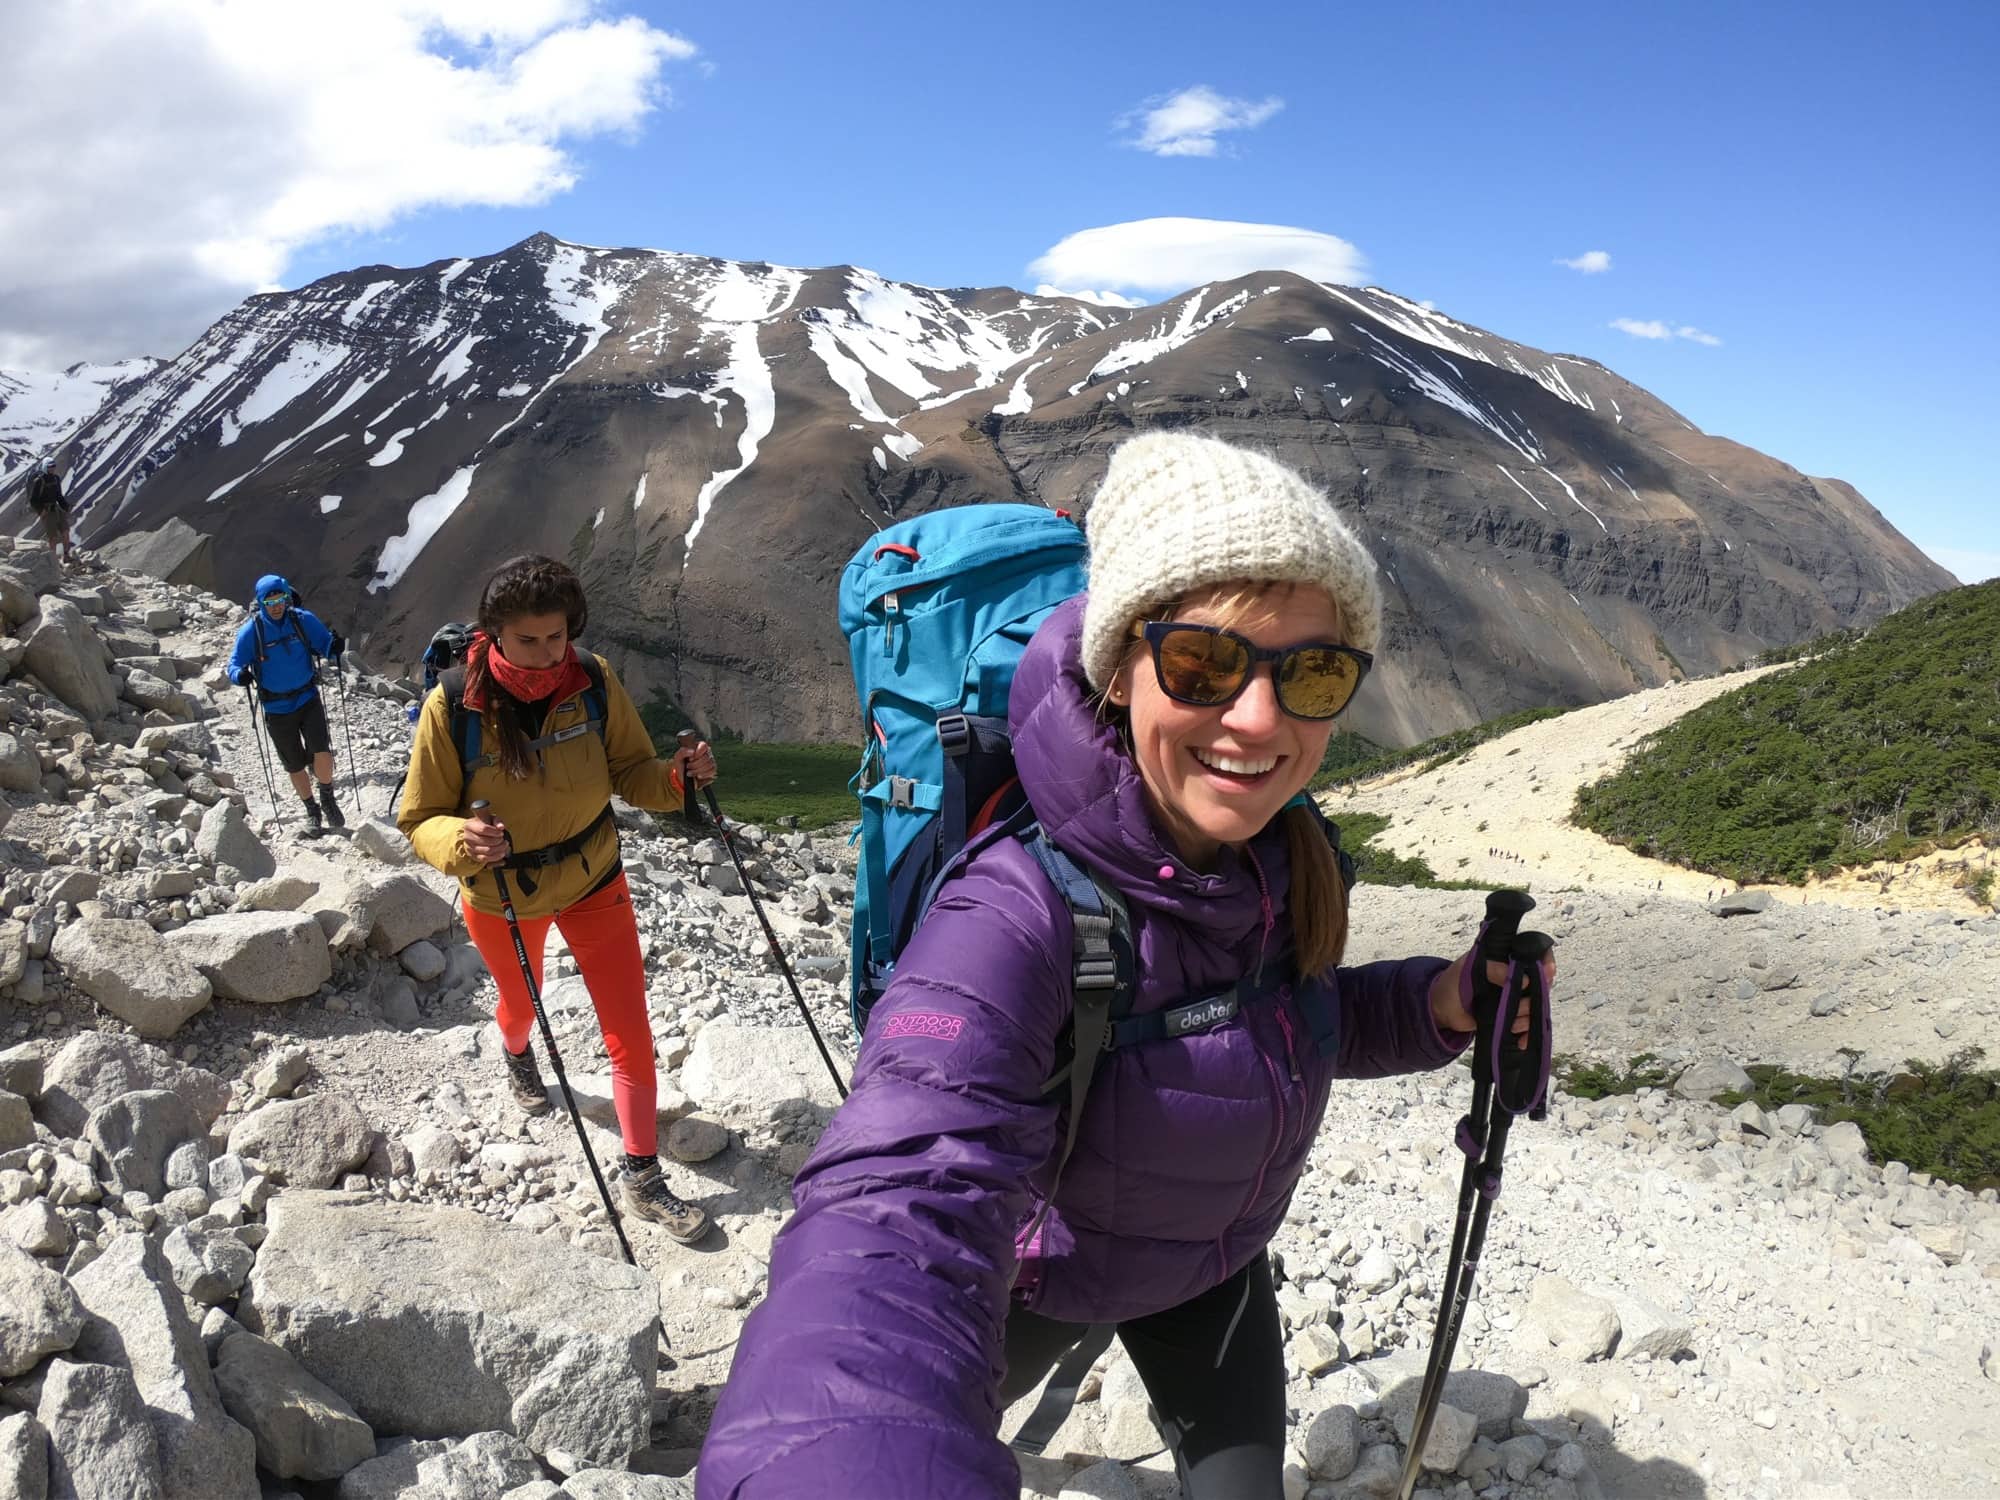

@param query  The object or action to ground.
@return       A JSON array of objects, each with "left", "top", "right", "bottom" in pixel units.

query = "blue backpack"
[{"left": 840, "top": 504, "right": 1093, "bottom": 1033}]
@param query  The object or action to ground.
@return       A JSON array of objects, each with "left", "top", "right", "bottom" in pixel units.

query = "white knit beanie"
[{"left": 1079, "top": 433, "right": 1383, "bottom": 692}]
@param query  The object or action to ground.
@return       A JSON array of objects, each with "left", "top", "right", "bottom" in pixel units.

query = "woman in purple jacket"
[{"left": 699, "top": 433, "right": 1546, "bottom": 1498}]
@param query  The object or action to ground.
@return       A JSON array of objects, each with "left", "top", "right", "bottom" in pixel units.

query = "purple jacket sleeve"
[
  {"left": 1328, "top": 956, "right": 1469, "bottom": 1078},
  {"left": 696, "top": 847, "right": 1070, "bottom": 1500}
]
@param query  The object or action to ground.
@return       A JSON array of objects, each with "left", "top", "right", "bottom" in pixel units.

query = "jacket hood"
[
  {"left": 1009, "top": 593, "right": 1289, "bottom": 939},
  {"left": 252, "top": 573, "right": 293, "bottom": 605}
]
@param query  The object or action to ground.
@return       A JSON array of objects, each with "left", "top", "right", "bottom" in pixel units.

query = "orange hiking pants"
[{"left": 461, "top": 872, "right": 658, "bottom": 1156}]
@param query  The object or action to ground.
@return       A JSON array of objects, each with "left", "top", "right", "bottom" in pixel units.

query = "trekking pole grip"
[{"left": 675, "top": 731, "right": 704, "bottom": 825}]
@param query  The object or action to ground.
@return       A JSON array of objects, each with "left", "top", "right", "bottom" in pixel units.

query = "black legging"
[{"left": 1001, "top": 1252, "right": 1286, "bottom": 1497}]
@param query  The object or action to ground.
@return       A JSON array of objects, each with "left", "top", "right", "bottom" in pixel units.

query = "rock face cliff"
[{"left": 0, "top": 233, "right": 1951, "bottom": 745}]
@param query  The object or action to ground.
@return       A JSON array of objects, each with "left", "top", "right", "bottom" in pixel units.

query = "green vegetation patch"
[
  {"left": 1558, "top": 1052, "right": 1675, "bottom": 1099},
  {"left": 1311, "top": 706, "right": 1574, "bottom": 791},
  {"left": 1336, "top": 811, "right": 1492, "bottom": 892},
  {"left": 1718, "top": 1050, "right": 2000, "bottom": 1194},
  {"left": 1574, "top": 581, "right": 2000, "bottom": 883},
  {"left": 638, "top": 697, "right": 857, "bottom": 831}
]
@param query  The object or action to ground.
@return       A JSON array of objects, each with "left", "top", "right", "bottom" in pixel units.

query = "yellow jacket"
[{"left": 397, "top": 652, "right": 684, "bottom": 918}]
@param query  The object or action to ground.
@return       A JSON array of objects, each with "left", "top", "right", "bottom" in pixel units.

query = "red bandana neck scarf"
[{"left": 466, "top": 631, "right": 592, "bottom": 712}]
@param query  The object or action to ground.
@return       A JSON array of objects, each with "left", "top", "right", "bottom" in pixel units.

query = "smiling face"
[
  {"left": 495, "top": 610, "right": 570, "bottom": 670},
  {"left": 1109, "top": 581, "right": 1345, "bottom": 870}
]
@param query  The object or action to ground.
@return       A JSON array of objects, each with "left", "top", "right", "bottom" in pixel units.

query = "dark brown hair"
[{"left": 463, "top": 554, "right": 590, "bottom": 781}]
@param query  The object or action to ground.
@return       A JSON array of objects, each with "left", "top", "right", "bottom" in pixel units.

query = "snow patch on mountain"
[
  {"left": 372, "top": 464, "right": 478, "bottom": 590},
  {"left": 0, "top": 358, "right": 162, "bottom": 484},
  {"left": 683, "top": 261, "right": 809, "bottom": 556}
]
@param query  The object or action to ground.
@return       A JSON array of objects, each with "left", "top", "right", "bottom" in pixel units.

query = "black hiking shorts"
[{"left": 264, "top": 697, "right": 332, "bottom": 773}]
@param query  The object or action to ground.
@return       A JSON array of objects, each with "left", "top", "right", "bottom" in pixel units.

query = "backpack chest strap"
[{"left": 1104, "top": 985, "right": 1245, "bottom": 1049}]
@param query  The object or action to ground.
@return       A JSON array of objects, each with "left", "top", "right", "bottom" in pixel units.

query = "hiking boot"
[
  {"left": 621, "top": 1160, "right": 711, "bottom": 1244},
  {"left": 503, "top": 1044, "right": 551, "bottom": 1115},
  {"left": 317, "top": 782, "right": 345, "bottom": 829},
  {"left": 301, "top": 796, "right": 323, "bottom": 833}
]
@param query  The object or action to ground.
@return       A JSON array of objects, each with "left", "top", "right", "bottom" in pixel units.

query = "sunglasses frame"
[{"left": 1139, "top": 621, "right": 1373, "bottom": 721}]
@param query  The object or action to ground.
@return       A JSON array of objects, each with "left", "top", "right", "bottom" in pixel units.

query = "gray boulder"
[
  {"left": 415, "top": 1430, "right": 544, "bottom": 1497},
  {"left": 227, "top": 1093, "right": 373, "bottom": 1190},
  {"left": 214, "top": 1330, "right": 375, "bottom": 1481},
  {"left": 1302, "top": 1402, "right": 1359, "bottom": 1479},
  {"left": 348, "top": 818, "right": 413, "bottom": 865},
  {"left": 236, "top": 873, "right": 321, "bottom": 913},
  {"left": 68, "top": 1231, "right": 260, "bottom": 1500},
  {"left": 195, "top": 801, "right": 277, "bottom": 886},
  {"left": 1521, "top": 1274, "right": 1620, "bottom": 1361},
  {"left": 1607, "top": 1289, "right": 1695, "bottom": 1360},
  {"left": 682, "top": 1021, "right": 847, "bottom": 1113},
  {"left": 335, "top": 1437, "right": 455, "bottom": 1500},
  {"left": 563, "top": 1473, "right": 695, "bottom": 1499},
  {"left": 1671, "top": 1057, "right": 1753, "bottom": 1100},
  {"left": 84, "top": 1089, "right": 195, "bottom": 1198},
  {"left": 0, "top": 1089, "right": 32, "bottom": 1153},
  {"left": 0, "top": 732, "right": 40, "bottom": 793},
  {"left": 317, "top": 872, "right": 453, "bottom": 956},
  {"left": 49, "top": 918, "right": 212, "bottom": 1039},
  {"left": 1711, "top": 889, "right": 1773, "bottom": 915},
  {"left": 21, "top": 597, "right": 118, "bottom": 720},
  {"left": 239, "top": 1192, "right": 656, "bottom": 1467},
  {"left": 0, "top": 1409, "right": 46, "bottom": 1500},
  {"left": 163, "top": 1228, "right": 256, "bottom": 1306},
  {"left": 166, "top": 911, "right": 331, "bottom": 1004},
  {"left": 0, "top": 566, "right": 37, "bottom": 628},
  {"left": 122, "top": 668, "right": 191, "bottom": 719},
  {"left": 35, "top": 1033, "right": 231, "bottom": 1140},
  {"left": 0, "top": 1243, "right": 84, "bottom": 1377},
  {"left": 0, "top": 1042, "right": 44, "bottom": 1101},
  {"left": 37, "top": 1358, "right": 164, "bottom": 1500}
]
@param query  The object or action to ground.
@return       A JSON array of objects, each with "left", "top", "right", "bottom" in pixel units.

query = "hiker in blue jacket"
[{"left": 227, "top": 573, "right": 348, "bottom": 831}]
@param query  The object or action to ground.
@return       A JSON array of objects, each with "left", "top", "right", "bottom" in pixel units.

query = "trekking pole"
[
  {"left": 469, "top": 800, "right": 638, "bottom": 1268},
  {"left": 1397, "top": 894, "right": 1554, "bottom": 1500},
  {"left": 332, "top": 661, "right": 364, "bottom": 818},
  {"left": 677, "top": 731, "right": 848, "bottom": 1100},
  {"left": 242, "top": 687, "right": 282, "bottom": 820}
]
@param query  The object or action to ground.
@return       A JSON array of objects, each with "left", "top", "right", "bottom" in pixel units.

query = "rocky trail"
[{"left": 1, "top": 538, "right": 1996, "bottom": 1500}]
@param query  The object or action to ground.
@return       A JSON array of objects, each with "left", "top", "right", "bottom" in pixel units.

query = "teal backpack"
[{"left": 839, "top": 504, "right": 1089, "bottom": 1033}]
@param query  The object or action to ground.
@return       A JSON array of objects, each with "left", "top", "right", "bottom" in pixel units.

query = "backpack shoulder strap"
[
  {"left": 578, "top": 652, "right": 608, "bottom": 743},
  {"left": 438, "top": 666, "right": 481, "bottom": 776},
  {"left": 1008, "top": 824, "right": 1133, "bottom": 1291}
]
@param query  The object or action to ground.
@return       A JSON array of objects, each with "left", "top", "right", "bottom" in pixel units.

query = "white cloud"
[
  {"left": 1119, "top": 85, "right": 1283, "bottom": 158},
  {"left": 1611, "top": 318, "right": 1722, "bottom": 346},
  {"left": 1033, "top": 284, "right": 1149, "bottom": 309},
  {"left": 1029, "top": 218, "right": 1367, "bottom": 299},
  {"left": 1558, "top": 250, "right": 1612, "bottom": 273},
  {"left": 0, "top": 0, "right": 696, "bottom": 368},
  {"left": 1920, "top": 545, "right": 2000, "bottom": 584}
]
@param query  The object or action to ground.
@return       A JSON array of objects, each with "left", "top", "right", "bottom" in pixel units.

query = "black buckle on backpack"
[
  {"left": 888, "top": 776, "right": 916, "bottom": 810},
  {"left": 936, "top": 713, "right": 971, "bottom": 757}
]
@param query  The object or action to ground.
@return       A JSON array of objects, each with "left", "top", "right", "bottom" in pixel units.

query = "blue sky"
[{"left": 6, "top": 0, "right": 1995, "bottom": 578}]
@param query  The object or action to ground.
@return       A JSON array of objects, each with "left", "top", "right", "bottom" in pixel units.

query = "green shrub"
[
  {"left": 1559, "top": 1052, "right": 1674, "bottom": 1099},
  {"left": 637, "top": 698, "right": 856, "bottom": 831},
  {"left": 1715, "top": 1049, "right": 2000, "bottom": 1193},
  {"left": 1574, "top": 581, "right": 2000, "bottom": 883}
]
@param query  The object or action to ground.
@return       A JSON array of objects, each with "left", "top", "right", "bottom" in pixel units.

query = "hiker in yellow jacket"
[{"left": 399, "top": 553, "right": 717, "bottom": 1243}]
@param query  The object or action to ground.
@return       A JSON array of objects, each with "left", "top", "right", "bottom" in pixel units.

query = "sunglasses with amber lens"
[{"left": 1140, "top": 622, "right": 1372, "bottom": 721}]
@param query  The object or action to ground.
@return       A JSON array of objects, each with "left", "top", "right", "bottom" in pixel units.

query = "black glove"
[{"left": 327, "top": 631, "right": 345, "bottom": 666}]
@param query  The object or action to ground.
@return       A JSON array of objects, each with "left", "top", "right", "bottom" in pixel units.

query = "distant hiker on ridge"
[
  {"left": 24, "top": 455, "right": 77, "bottom": 568},
  {"left": 396, "top": 554, "right": 721, "bottom": 1244},
  {"left": 227, "top": 574, "right": 347, "bottom": 830},
  {"left": 699, "top": 434, "right": 1555, "bottom": 1497}
]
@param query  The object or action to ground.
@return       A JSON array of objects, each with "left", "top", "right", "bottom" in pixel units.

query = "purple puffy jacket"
[{"left": 697, "top": 595, "right": 1465, "bottom": 1498}]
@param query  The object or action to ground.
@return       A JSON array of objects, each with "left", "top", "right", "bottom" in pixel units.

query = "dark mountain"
[{"left": 0, "top": 233, "right": 1951, "bottom": 747}]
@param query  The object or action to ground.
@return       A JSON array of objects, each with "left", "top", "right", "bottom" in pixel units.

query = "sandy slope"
[{"left": 1326, "top": 665, "right": 1993, "bottom": 918}]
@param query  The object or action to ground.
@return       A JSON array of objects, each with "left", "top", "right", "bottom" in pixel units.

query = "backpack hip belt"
[{"left": 490, "top": 803, "right": 616, "bottom": 898}]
